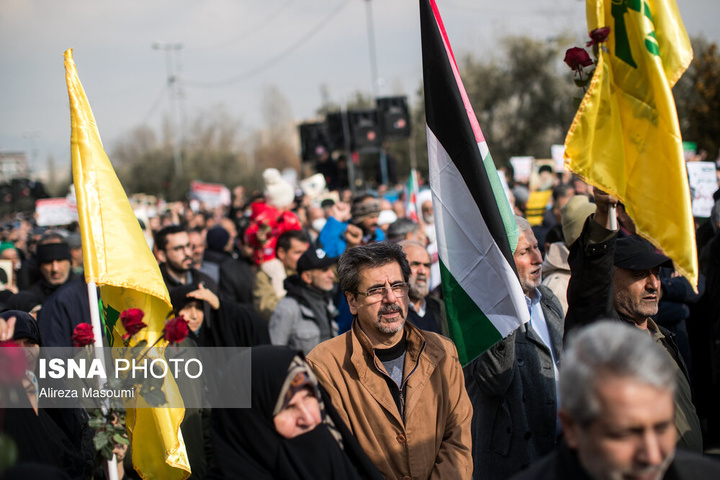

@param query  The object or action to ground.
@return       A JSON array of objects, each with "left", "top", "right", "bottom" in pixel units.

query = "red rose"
[
  {"left": 0, "top": 342, "right": 28, "bottom": 385},
  {"left": 564, "top": 47, "right": 593, "bottom": 71},
  {"left": 587, "top": 27, "right": 611, "bottom": 46},
  {"left": 72, "top": 323, "right": 95, "bottom": 347},
  {"left": 120, "top": 308, "right": 147, "bottom": 341},
  {"left": 163, "top": 316, "right": 189, "bottom": 345}
]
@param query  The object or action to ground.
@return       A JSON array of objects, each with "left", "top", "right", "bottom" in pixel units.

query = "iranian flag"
[
  {"left": 420, "top": 0, "right": 529, "bottom": 365},
  {"left": 406, "top": 168, "right": 420, "bottom": 222}
]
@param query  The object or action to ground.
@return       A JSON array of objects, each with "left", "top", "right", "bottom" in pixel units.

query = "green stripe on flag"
[{"left": 440, "top": 258, "right": 502, "bottom": 366}]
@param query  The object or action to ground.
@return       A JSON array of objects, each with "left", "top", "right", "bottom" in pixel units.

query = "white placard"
[
  {"left": 190, "top": 181, "right": 231, "bottom": 208},
  {"left": 551, "top": 144, "right": 566, "bottom": 172},
  {"left": 686, "top": 162, "right": 717, "bottom": 218},
  {"left": 35, "top": 198, "right": 79, "bottom": 227},
  {"left": 510, "top": 156, "right": 534, "bottom": 184}
]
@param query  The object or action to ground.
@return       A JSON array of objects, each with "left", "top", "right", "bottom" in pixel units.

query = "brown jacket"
[{"left": 307, "top": 320, "right": 473, "bottom": 480}]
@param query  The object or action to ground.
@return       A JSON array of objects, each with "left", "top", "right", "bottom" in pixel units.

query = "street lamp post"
[{"left": 152, "top": 42, "right": 184, "bottom": 177}]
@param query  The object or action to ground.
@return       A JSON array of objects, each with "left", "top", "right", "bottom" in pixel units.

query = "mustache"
[{"left": 378, "top": 304, "right": 404, "bottom": 317}]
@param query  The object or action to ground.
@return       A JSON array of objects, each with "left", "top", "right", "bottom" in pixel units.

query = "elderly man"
[
  {"left": 398, "top": 240, "right": 445, "bottom": 334},
  {"left": 269, "top": 247, "right": 338, "bottom": 354},
  {"left": 464, "top": 216, "right": 565, "bottom": 479},
  {"left": 565, "top": 190, "right": 702, "bottom": 452},
  {"left": 307, "top": 242, "right": 472, "bottom": 479},
  {"left": 511, "top": 321, "right": 720, "bottom": 479}
]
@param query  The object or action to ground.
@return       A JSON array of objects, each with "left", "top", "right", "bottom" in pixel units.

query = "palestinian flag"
[{"left": 420, "top": 0, "right": 529, "bottom": 365}]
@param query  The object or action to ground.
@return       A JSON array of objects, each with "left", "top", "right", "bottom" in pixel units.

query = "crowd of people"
[{"left": 1, "top": 163, "right": 720, "bottom": 479}]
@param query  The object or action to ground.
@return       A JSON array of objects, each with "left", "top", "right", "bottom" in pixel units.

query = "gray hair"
[
  {"left": 560, "top": 321, "right": 676, "bottom": 427},
  {"left": 386, "top": 218, "right": 420, "bottom": 242},
  {"left": 514, "top": 215, "right": 532, "bottom": 234},
  {"left": 337, "top": 242, "right": 411, "bottom": 295}
]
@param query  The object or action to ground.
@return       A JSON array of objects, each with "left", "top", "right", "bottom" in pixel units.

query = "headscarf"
[
  {"left": 206, "top": 345, "right": 382, "bottom": 480},
  {"left": 0, "top": 309, "right": 40, "bottom": 344}
]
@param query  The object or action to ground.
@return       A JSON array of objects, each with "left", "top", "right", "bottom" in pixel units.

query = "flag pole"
[
  {"left": 608, "top": 205, "right": 617, "bottom": 231},
  {"left": 87, "top": 281, "right": 119, "bottom": 480}
]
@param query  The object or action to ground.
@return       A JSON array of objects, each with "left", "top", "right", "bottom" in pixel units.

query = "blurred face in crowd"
[
  {"left": 160, "top": 232, "right": 193, "bottom": 276},
  {"left": 1, "top": 247, "right": 21, "bottom": 271},
  {"left": 612, "top": 267, "right": 661, "bottom": 327},
  {"left": 403, "top": 243, "right": 431, "bottom": 301},
  {"left": 273, "top": 386, "right": 322, "bottom": 439},
  {"left": 277, "top": 239, "right": 309, "bottom": 272},
  {"left": 561, "top": 376, "right": 675, "bottom": 480},
  {"left": 179, "top": 300, "right": 204, "bottom": 333},
  {"left": 347, "top": 261, "right": 408, "bottom": 345},
  {"left": 301, "top": 266, "right": 335, "bottom": 293},
  {"left": 187, "top": 231, "right": 206, "bottom": 268},
  {"left": 39, "top": 258, "right": 71, "bottom": 286},
  {"left": 422, "top": 200, "right": 434, "bottom": 225},
  {"left": 513, "top": 228, "right": 543, "bottom": 295}
]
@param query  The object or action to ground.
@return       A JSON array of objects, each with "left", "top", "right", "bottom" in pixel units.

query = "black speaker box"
[{"left": 376, "top": 96, "right": 411, "bottom": 139}]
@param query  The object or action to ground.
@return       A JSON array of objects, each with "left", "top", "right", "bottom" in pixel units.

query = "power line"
[
  {"left": 191, "top": 0, "right": 296, "bottom": 51},
  {"left": 185, "top": 0, "right": 351, "bottom": 88},
  {"left": 141, "top": 84, "right": 169, "bottom": 125}
]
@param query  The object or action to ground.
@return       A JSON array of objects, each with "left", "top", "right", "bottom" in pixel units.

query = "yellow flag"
[
  {"left": 65, "top": 49, "right": 191, "bottom": 480},
  {"left": 564, "top": 0, "right": 696, "bottom": 286}
]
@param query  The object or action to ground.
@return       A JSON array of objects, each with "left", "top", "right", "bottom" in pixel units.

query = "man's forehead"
[
  {"left": 404, "top": 245, "right": 430, "bottom": 263},
  {"left": 357, "top": 262, "right": 403, "bottom": 285},
  {"left": 167, "top": 232, "right": 188, "bottom": 244}
]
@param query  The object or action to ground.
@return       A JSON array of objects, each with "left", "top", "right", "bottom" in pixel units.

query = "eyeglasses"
[{"left": 356, "top": 282, "right": 409, "bottom": 304}]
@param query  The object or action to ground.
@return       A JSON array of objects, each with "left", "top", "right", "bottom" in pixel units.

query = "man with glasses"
[{"left": 307, "top": 242, "right": 473, "bottom": 480}]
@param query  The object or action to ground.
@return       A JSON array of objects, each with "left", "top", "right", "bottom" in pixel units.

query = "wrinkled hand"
[
  {"left": 344, "top": 223, "right": 363, "bottom": 247},
  {"left": 186, "top": 283, "right": 220, "bottom": 310},
  {"left": 0, "top": 315, "right": 16, "bottom": 342}
]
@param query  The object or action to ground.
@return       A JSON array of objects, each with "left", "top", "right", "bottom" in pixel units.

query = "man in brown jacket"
[{"left": 307, "top": 242, "right": 473, "bottom": 479}]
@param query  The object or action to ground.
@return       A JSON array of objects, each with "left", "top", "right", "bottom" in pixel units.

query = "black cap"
[
  {"left": 614, "top": 235, "right": 673, "bottom": 270},
  {"left": 36, "top": 242, "right": 71, "bottom": 263},
  {"left": 296, "top": 248, "right": 337, "bottom": 275}
]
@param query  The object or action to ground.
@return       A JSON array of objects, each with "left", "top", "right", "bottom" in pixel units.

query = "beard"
[
  {"left": 375, "top": 303, "right": 406, "bottom": 334},
  {"left": 409, "top": 276, "right": 430, "bottom": 299}
]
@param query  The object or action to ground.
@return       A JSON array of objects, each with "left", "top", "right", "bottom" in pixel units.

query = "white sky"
[{"left": 0, "top": 0, "right": 717, "bottom": 175}]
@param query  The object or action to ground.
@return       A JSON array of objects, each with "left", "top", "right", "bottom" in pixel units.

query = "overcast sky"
[{"left": 1, "top": 0, "right": 717, "bottom": 175}]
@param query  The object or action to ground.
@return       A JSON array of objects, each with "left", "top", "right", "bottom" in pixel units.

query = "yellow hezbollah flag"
[
  {"left": 564, "top": 0, "right": 696, "bottom": 286},
  {"left": 65, "top": 49, "right": 191, "bottom": 480}
]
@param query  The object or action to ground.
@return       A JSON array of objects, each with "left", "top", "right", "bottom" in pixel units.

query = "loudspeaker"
[
  {"left": 326, "top": 111, "right": 348, "bottom": 151},
  {"left": 299, "top": 122, "right": 332, "bottom": 162},
  {"left": 347, "top": 109, "right": 382, "bottom": 150},
  {"left": 376, "top": 96, "right": 411, "bottom": 139}
]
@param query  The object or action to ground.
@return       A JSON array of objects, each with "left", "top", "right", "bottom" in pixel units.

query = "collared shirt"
[
  {"left": 526, "top": 288, "right": 561, "bottom": 433},
  {"left": 409, "top": 297, "right": 427, "bottom": 318}
]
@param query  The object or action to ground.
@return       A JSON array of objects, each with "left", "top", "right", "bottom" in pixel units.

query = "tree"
[
  {"left": 674, "top": 38, "right": 720, "bottom": 161},
  {"left": 111, "top": 106, "right": 258, "bottom": 200},
  {"left": 460, "top": 36, "right": 577, "bottom": 169},
  {"left": 253, "top": 85, "right": 300, "bottom": 172}
]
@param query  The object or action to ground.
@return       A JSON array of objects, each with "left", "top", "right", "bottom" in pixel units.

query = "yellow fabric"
[
  {"left": 65, "top": 49, "right": 191, "bottom": 480},
  {"left": 564, "top": 0, "right": 697, "bottom": 287},
  {"left": 525, "top": 190, "right": 553, "bottom": 227}
]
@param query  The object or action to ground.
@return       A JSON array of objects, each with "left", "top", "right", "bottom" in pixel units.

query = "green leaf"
[
  {"left": 88, "top": 417, "right": 106, "bottom": 430},
  {"left": 113, "top": 433, "right": 130, "bottom": 445},
  {"left": 101, "top": 443, "right": 115, "bottom": 460},
  {"left": 93, "top": 431, "right": 110, "bottom": 451}
]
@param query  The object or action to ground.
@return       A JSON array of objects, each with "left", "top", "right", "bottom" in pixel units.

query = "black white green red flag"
[{"left": 420, "top": 0, "right": 529, "bottom": 366}]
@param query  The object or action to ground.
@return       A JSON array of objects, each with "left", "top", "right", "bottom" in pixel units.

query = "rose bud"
[{"left": 72, "top": 323, "right": 95, "bottom": 347}]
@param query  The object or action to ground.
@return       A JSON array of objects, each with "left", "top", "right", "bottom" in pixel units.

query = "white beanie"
[{"left": 263, "top": 168, "right": 295, "bottom": 209}]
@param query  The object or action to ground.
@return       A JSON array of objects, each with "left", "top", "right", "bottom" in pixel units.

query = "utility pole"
[{"left": 152, "top": 42, "right": 184, "bottom": 177}]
